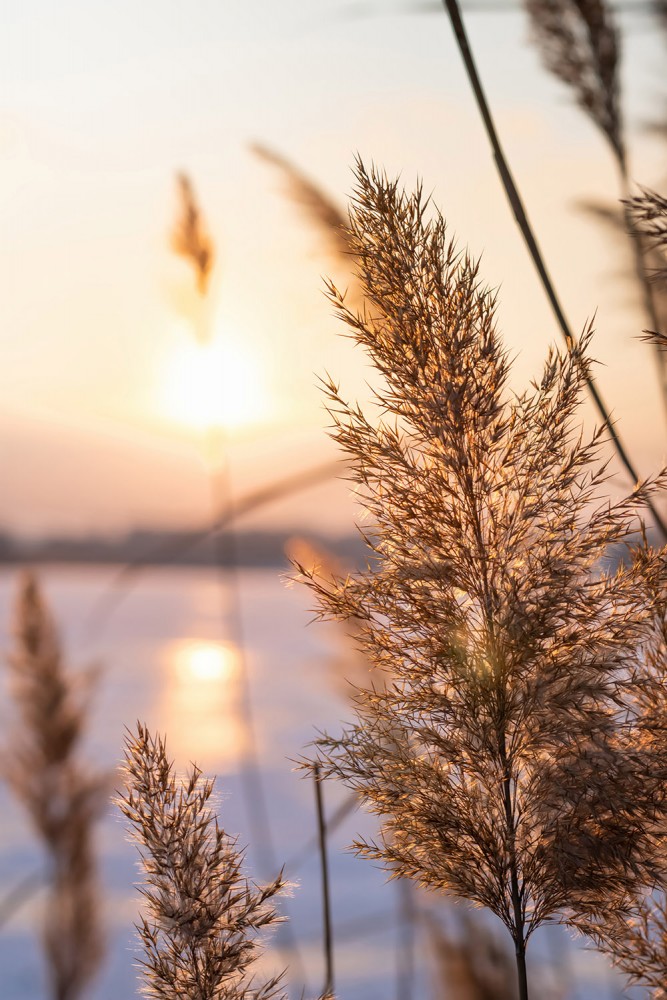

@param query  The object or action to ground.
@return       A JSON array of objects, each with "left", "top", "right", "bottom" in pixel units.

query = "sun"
[{"left": 157, "top": 321, "right": 270, "bottom": 432}]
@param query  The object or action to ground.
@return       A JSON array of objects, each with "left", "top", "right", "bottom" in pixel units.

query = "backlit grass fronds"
[
  {"left": 251, "top": 143, "right": 365, "bottom": 313},
  {"left": 625, "top": 187, "right": 667, "bottom": 270},
  {"left": 525, "top": 0, "right": 624, "bottom": 168},
  {"left": 577, "top": 891, "right": 667, "bottom": 998},
  {"left": 567, "top": 559, "right": 667, "bottom": 996},
  {"left": 298, "top": 161, "right": 667, "bottom": 1000},
  {"left": 626, "top": 187, "right": 667, "bottom": 353},
  {"left": 4, "top": 572, "right": 106, "bottom": 1000},
  {"left": 171, "top": 172, "right": 215, "bottom": 296},
  {"left": 118, "top": 724, "right": 287, "bottom": 1000}
]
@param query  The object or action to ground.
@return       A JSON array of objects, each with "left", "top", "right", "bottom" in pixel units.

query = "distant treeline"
[{"left": 0, "top": 528, "right": 369, "bottom": 569}]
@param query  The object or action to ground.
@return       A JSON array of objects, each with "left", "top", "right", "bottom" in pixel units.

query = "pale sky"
[{"left": 1, "top": 0, "right": 666, "bottom": 537}]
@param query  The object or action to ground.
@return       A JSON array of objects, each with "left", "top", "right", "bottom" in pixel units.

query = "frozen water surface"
[{"left": 0, "top": 566, "right": 640, "bottom": 999}]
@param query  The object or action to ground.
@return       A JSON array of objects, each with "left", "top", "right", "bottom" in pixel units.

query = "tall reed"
[
  {"left": 4, "top": 572, "right": 106, "bottom": 1000},
  {"left": 297, "top": 161, "right": 667, "bottom": 1000}
]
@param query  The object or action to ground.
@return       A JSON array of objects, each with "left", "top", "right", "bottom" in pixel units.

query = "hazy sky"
[{"left": 1, "top": 0, "right": 666, "bottom": 537}]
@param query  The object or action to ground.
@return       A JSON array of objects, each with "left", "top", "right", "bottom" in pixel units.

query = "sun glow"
[
  {"left": 174, "top": 639, "right": 238, "bottom": 682},
  {"left": 158, "top": 323, "right": 269, "bottom": 432},
  {"left": 161, "top": 638, "right": 248, "bottom": 768}
]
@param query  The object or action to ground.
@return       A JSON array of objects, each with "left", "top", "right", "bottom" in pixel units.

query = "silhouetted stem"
[
  {"left": 0, "top": 869, "right": 43, "bottom": 929},
  {"left": 499, "top": 732, "right": 529, "bottom": 1000},
  {"left": 441, "top": 0, "right": 667, "bottom": 539},
  {"left": 82, "top": 459, "right": 341, "bottom": 640},
  {"left": 206, "top": 430, "right": 307, "bottom": 986},
  {"left": 396, "top": 880, "right": 416, "bottom": 1000},
  {"left": 313, "top": 765, "right": 334, "bottom": 997}
]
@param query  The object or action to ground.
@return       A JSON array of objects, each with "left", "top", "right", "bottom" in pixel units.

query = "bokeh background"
[{"left": 1, "top": 1, "right": 666, "bottom": 997}]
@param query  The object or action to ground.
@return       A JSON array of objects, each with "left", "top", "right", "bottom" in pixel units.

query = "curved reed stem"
[{"left": 440, "top": 0, "right": 667, "bottom": 538}]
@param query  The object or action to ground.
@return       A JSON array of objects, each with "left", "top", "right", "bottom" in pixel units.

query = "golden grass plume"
[
  {"left": 117, "top": 723, "right": 287, "bottom": 1000},
  {"left": 297, "top": 160, "right": 667, "bottom": 1000}
]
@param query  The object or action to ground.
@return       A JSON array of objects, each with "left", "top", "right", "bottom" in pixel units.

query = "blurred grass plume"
[{"left": 4, "top": 572, "right": 107, "bottom": 1000}]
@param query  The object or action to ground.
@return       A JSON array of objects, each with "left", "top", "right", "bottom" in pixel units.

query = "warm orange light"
[
  {"left": 157, "top": 320, "right": 269, "bottom": 432},
  {"left": 174, "top": 639, "right": 237, "bottom": 682},
  {"left": 160, "top": 638, "right": 249, "bottom": 768}
]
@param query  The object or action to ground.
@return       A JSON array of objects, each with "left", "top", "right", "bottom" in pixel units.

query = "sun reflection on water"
[{"left": 160, "top": 638, "right": 249, "bottom": 769}]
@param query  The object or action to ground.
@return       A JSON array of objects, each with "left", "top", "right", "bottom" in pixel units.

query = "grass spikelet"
[
  {"left": 625, "top": 187, "right": 667, "bottom": 273},
  {"left": 171, "top": 172, "right": 215, "bottom": 297},
  {"left": 117, "top": 723, "right": 287, "bottom": 1000},
  {"left": 4, "top": 571, "right": 106, "bottom": 1000},
  {"left": 525, "top": 0, "right": 624, "bottom": 168},
  {"left": 298, "top": 160, "right": 667, "bottom": 1000}
]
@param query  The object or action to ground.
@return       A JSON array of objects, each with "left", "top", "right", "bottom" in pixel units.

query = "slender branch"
[
  {"left": 313, "top": 765, "right": 334, "bottom": 998},
  {"left": 0, "top": 869, "right": 44, "bottom": 930},
  {"left": 206, "top": 435, "right": 307, "bottom": 988},
  {"left": 285, "top": 789, "right": 358, "bottom": 871},
  {"left": 499, "top": 732, "right": 529, "bottom": 1000},
  {"left": 440, "top": 0, "right": 667, "bottom": 538},
  {"left": 82, "top": 459, "right": 341, "bottom": 639},
  {"left": 396, "top": 880, "right": 416, "bottom": 1000}
]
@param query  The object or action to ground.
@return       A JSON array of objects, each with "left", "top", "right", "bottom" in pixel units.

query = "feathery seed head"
[
  {"left": 118, "top": 724, "right": 287, "bottom": 1000},
  {"left": 298, "top": 162, "right": 667, "bottom": 958}
]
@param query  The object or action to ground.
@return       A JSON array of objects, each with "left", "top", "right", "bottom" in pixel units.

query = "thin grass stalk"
[
  {"left": 171, "top": 175, "right": 307, "bottom": 988},
  {"left": 118, "top": 724, "right": 287, "bottom": 1000},
  {"left": 0, "top": 869, "right": 44, "bottom": 931},
  {"left": 313, "top": 764, "right": 334, "bottom": 998},
  {"left": 395, "top": 880, "right": 416, "bottom": 1000},
  {"left": 440, "top": 0, "right": 667, "bottom": 538},
  {"left": 206, "top": 437, "right": 279, "bottom": 883},
  {"left": 205, "top": 448, "right": 311, "bottom": 982},
  {"left": 285, "top": 791, "right": 358, "bottom": 872},
  {"left": 82, "top": 459, "right": 341, "bottom": 640}
]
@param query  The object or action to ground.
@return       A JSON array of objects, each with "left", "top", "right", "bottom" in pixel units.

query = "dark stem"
[
  {"left": 514, "top": 934, "right": 529, "bottom": 1000},
  {"left": 82, "top": 459, "right": 340, "bottom": 641},
  {"left": 313, "top": 764, "right": 334, "bottom": 998},
  {"left": 0, "top": 868, "right": 44, "bottom": 929},
  {"left": 498, "top": 731, "right": 529, "bottom": 1000},
  {"left": 440, "top": 0, "right": 667, "bottom": 540},
  {"left": 207, "top": 430, "right": 307, "bottom": 986},
  {"left": 396, "top": 879, "right": 416, "bottom": 1000}
]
